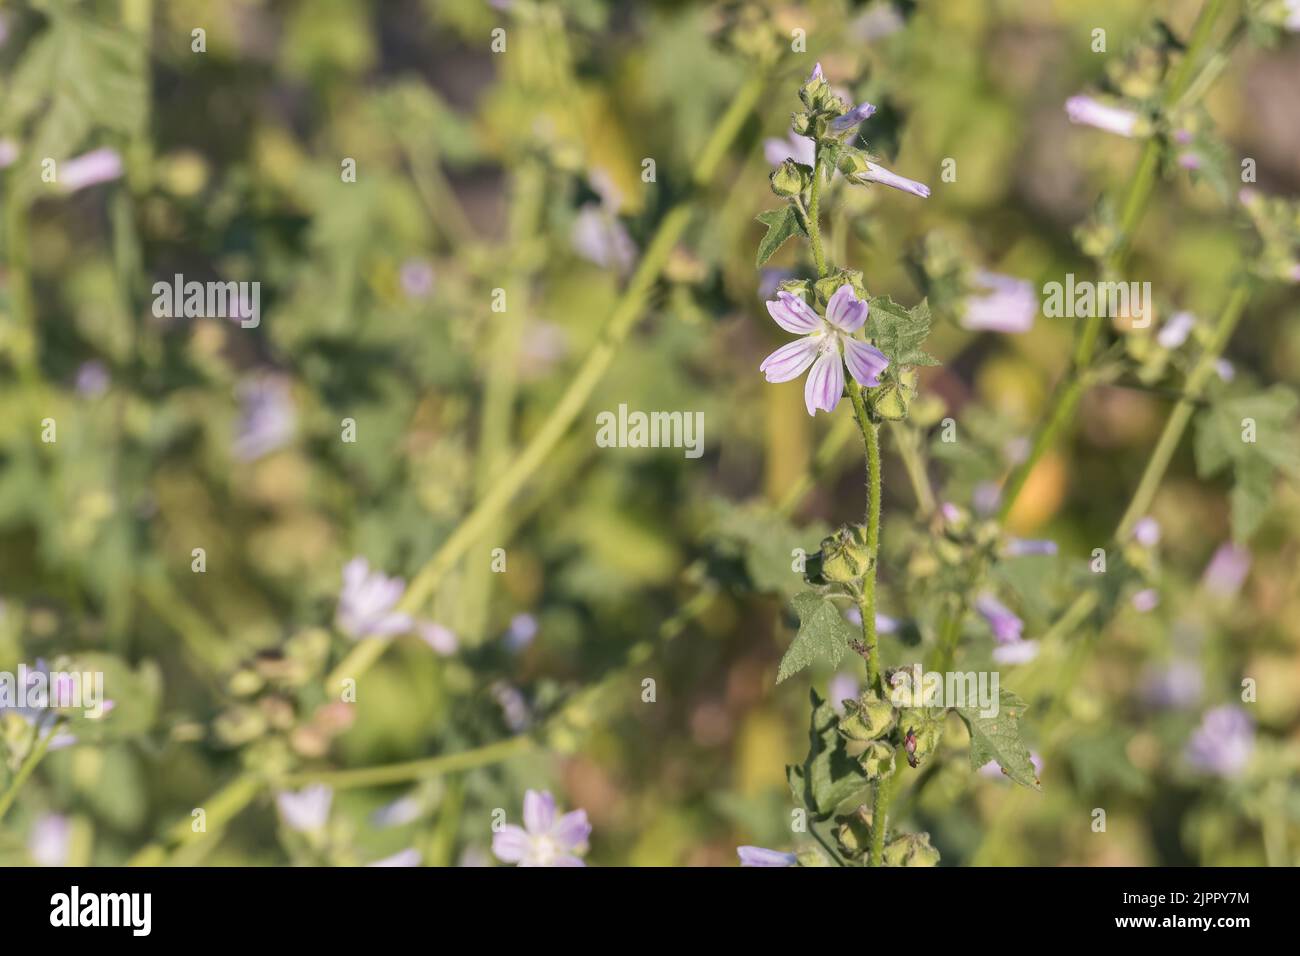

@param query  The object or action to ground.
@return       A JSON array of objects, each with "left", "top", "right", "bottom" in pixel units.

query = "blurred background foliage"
[{"left": 0, "top": 0, "right": 1297, "bottom": 866}]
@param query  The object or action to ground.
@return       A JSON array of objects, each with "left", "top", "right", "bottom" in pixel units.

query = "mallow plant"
[{"left": 741, "top": 65, "right": 1041, "bottom": 869}]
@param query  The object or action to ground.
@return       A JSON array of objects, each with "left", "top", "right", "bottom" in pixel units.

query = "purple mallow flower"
[
  {"left": 846, "top": 160, "right": 931, "bottom": 198},
  {"left": 506, "top": 612, "right": 538, "bottom": 651},
  {"left": 1202, "top": 543, "right": 1251, "bottom": 597},
  {"left": 1157, "top": 311, "right": 1195, "bottom": 349},
  {"left": 571, "top": 204, "right": 636, "bottom": 273},
  {"left": 232, "top": 376, "right": 295, "bottom": 461},
  {"left": 737, "top": 845, "right": 798, "bottom": 867},
  {"left": 975, "top": 594, "right": 1023, "bottom": 644},
  {"left": 1131, "top": 588, "right": 1159, "bottom": 613},
  {"left": 1065, "top": 96, "right": 1140, "bottom": 137},
  {"left": 1004, "top": 538, "right": 1058, "bottom": 557},
  {"left": 844, "top": 607, "right": 899, "bottom": 633},
  {"left": 275, "top": 784, "right": 332, "bottom": 832},
  {"left": 1186, "top": 706, "right": 1254, "bottom": 778},
  {"left": 335, "top": 557, "right": 413, "bottom": 639},
  {"left": 399, "top": 259, "right": 435, "bottom": 300},
  {"left": 764, "top": 131, "right": 816, "bottom": 167},
  {"left": 28, "top": 814, "right": 70, "bottom": 867},
  {"left": 1132, "top": 516, "right": 1160, "bottom": 548},
  {"left": 492, "top": 790, "right": 591, "bottom": 867},
  {"left": 417, "top": 621, "right": 458, "bottom": 655},
  {"left": 960, "top": 271, "right": 1036, "bottom": 334},
  {"left": 829, "top": 100, "right": 878, "bottom": 135},
  {"left": 1141, "top": 660, "right": 1203, "bottom": 710},
  {"left": 828, "top": 673, "right": 860, "bottom": 714},
  {"left": 0, "top": 138, "right": 17, "bottom": 168},
  {"left": 59, "top": 148, "right": 124, "bottom": 193},
  {"left": 368, "top": 848, "right": 422, "bottom": 867},
  {"left": 760, "top": 284, "right": 889, "bottom": 416},
  {"left": 75, "top": 360, "right": 110, "bottom": 397}
]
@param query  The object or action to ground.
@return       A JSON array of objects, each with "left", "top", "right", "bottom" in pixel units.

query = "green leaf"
[
  {"left": 869, "top": 295, "right": 939, "bottom": 368},
  {"left": 785, "top": 689, "right": 869, "bottom": 820},
  {"left": 709, "top": 502, "right": 827, "bottom": 597},
  {"left": 776, "top": 591, "right": 857, "bottom": 683},
  {"left": 1230, "top": 454, "right": 1273, "bottom": 541},
  {"left": 955, "top": 689, "right": 1041, "bottom": 790},
  {"left": 755, "top": 205, "right": 807, "bottom": 267}
]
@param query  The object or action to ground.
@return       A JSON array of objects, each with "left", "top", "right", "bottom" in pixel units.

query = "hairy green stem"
[
  {"left": 868, "top": 771, "right": 890, "bottom": 867},
  {"left": 849, "top": 387, "right": 882, "bottom": 690},
  {"left": 808, "top": 145, "right": 828, "bottom": 277},
  {"left": 0, "top": 729, "right": 55, "bottom": 822}
]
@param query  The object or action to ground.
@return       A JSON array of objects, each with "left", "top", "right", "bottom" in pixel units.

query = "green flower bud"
[
  {"left": 882, "top": 831, "right": 941, "bottom": 867},
  {"left": 839, "top": 691, "right": 897, "bottom": 742},
  {"left": 777, "top": 278, "right": 813, "bottom": 304},
  {"left": 814, "top": 269, "right": 868, "bottom": 306},
  {"left": 869, "top": 381, "right": 911, "bottom": 421},
  {"left": 858, "top": 739, "right": 896, "bottom": 780},
  {"left": 798, "top": 75, "right": 832, "bottom": 111},
  {"left": 837, "top": 147, "right": 872, "bottom": 179},
  {"left": 228, "top": 668, "right": 264, "bottom": 698},
  {"left": 214, "top": 705, "right": 267, "bottom": 746},
  {"left": 818, "top": 525, "right": 872, "bottom": 583},
  {"left": 770, "top": 159, "right": 807, "bottom": 198},
  {"left": 835, "top": 805, "right": 874, "bottom": 859},
  {"left": 795, "top": 846, "right": 832, "bottom": 867},
  {"left": 791, "top": 111, "right": 813, "bottom": 137},
  {"left": 901, "top": 718, "right": 944, "bottom": 770}
]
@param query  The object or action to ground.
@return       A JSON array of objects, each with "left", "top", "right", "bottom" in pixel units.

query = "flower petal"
[
  {"left": 552, "top": 809, "right": 592, "bottom": 852},
  {"left": 825, "top": 284, "right": 868, "bottom": 333},
  {"left": 491, "top": 825, "right": 531, "bottom": 863},
  {"left": 804, "top": 349, "right": 844, "bottom": 416},
  {"left": 862, "top": 162, "right": 930, "bottom": 198},
  {"left": 737, "top": 845, "right": 798, "bottom": 867},
  {"left": 765, "top": 292, "right": 821, "bottom": 334},
  {"left": 522, "top": 789, "right": 555, "bottom": 834},
  {"left": 828, "top": 101, "right": 877, "bottom": 134},
  {"left": 759, "top": 336, "right": 819, "bottom": 383},
  {"left": 842, "top": 338, "right": 889, "bottom": 388}
]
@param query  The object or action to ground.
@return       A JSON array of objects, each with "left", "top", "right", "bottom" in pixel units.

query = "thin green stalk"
[
  {"left": 0, "top": 730, "right": 55, "bottom": 822},
  {"left": 325, "top": 73, "right": 767, "bottom": 694},
  {"left": 868, "top": 771, "right": 891, "bottom": 867},
  {"left": 849, "top": 387, "right": 882, "bottom": 690},
  {"left": 276, "top": 735, "right": 534, "bottom": 790},
  {"left": 887, "top": 420, "right": 935, "bottom": 518}
]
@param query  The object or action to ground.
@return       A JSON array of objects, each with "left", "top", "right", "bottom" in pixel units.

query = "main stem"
[{"left": 808, "top": 145, "right": 828, "bottom": 278}]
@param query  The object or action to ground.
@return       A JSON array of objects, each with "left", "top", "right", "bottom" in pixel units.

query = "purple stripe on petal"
[
  {"left": 829, "top": 101, "right": 877, "bottom": 134},
  {"left": 523, "top": 789, "right": 556, "bottom": 834},
  {"left": 842, "top": 338, "right": 889, "bottom": 388},
  {"left": 552, "top": 809, "right": 592, "bottom": 852},
  {"left": 861, "top": 161, "right": 930, "bottom": 198},
  {"left": 825, "top": 284, "right": 869, "bottom": 332},
  {"left": 804, "top": 349, "right": 844, "bottom": 416},
  {"left": 760, "top": 336, "right": 820, "bottom": 383},
  {"left": 766, "top": 292, "right": 822, "bottom": 334}
]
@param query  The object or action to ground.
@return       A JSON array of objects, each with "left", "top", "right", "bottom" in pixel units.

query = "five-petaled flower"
[
  {"left": 760, "top": 284, "right": 889, "bottom": 416},
  {"left": 335, "top": 557, "right": 413, "bottom": 640},
  {"left": 492, "top": 790, "right": 591, "bottom": 867}
]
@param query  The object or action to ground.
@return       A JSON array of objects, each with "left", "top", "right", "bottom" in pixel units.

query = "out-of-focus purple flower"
[
  {"left": 1284, "top": 0, "right": 1300, "bottom": 31},
  {"left": 960, "top": 271, "right": 1036, "bottom": 334},
  {"left": 828, "top": 673, "right": 860, "bottom": 713},
  {"left": 1141, "top": 660, "right": 1203, "bottom": 710},
  {"left": 846, "top": 159, "right": 930, "bottom": 198},
  {"left": 571, "top": 204, "right": 636, "bottom": 273},
  {"left": 492, "top": 681, "right": 531, "bottom": 732},
  {"left": 28, "top": 814, "right": 70, "bottom": 866},
  {"left": 417, "top": 621, "right": 458, "bottom": 655},
  {"left": 737, "top": 845, "right": 798, "bottom": 867},
  {"left": 517, "top": 321, "right": 568, "bottom": 381},
  {"left": 1214, "top": 359, "right": 1235, "bottom": 382},
  {"left": 993, "top": 640, "right": 1039, "bottom": 664},
  {"left": 1131, "top": 588, "right": 1160, "bottom": 613},
  {"left": 232, "top": 376, "right": 295, "bottom": 461},
  {"left": 399, "top": 259, "right": 435, "bottom": 300},
  {"left": 492, "top": 790, "right": 591, "bottom": 867},
  {"left": 1, "top": 660, "right": 80, "bottom": 750},
  {"left": 1157, "top": 311, "right": 1195, "bottom": 349},
  {"left": 758, "top": 268, "right": 797, "bottom": 300},
  {"left": 1004, "top": 538, "right": 1058, "bottom": 557},
  {"left": 975, "top": 594, "right": 1023, "bottom": 644},
  {"left": 372, "top": 795, "right": 422, "bottom": 828},
  {"left": 506, "top": 613, "right": 538, "bottom": 651},
  {"left": 763, "top": 131, "right": 816, "bottom": 167},
  {"left": 1177, "top": 151, "right": 1202, "bottom": 171},
  {"left": 275, "top": 784, "right": 332, "bottom": 832},
  {"left": 1186, "top": 706, "right": 1254, "bottom": 778},
  {"left": 0, "top": 138, "right": 17, "bottom": 168},
  {"left": 335, "top": 557, "right": 413, "bottom": 639},
  {"left": 58, "top": 148, "right": 123, "bottom": 193},
  {"left": 851, "top": 4, "right": 905, "bottom": 40},
  {"left": 1202, "top": 543, "right": 1251, "bottom": 597},
  {"left": 760, "top": 284, "right": 888, "bottom": 416},
  {"left": 1132, "top": 516, "right": 1160, "bottom": 548},
  {"left": 75, "top": 360, "right": 110, "bottom": 397},
  {"left": 1003, "top": 436, "right": 1031, "bottom": 466},
  {"left": 843, "top": 607, "right": 897, "bottom": 634},
  {"left": 1065, "top": 96, "right": 1140, "bottom": 137},
  {"left": 829, "top": 100, "right": 878, "bottom": 135},
  {"left": 972, "top": 481, "right": 1002, "bottom": 516},
  {"left": 369, "top": 848, "right": 422, "bottom": 867}
]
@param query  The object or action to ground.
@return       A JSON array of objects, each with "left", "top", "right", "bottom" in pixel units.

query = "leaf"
[
  {"left": 786, "top": 689, "right": 869, "bottom": 820},
  {"left": 776, "top": 591, "right": 856, "bottom": 683},
  {"left": 869, "top": 295, "right": 939, "bottom": 368},
  {"left": 1230, "top": 455, "right": 1273, "bottom": 542},
  {"left": 710, "top": 502, "right": 827, "bottom": 597},
  {"left": 955, "top": 689, "right": 1041, "bottom": 790},
  {"left": 755, "top": 205, "right": 807, "bottom": 267}
]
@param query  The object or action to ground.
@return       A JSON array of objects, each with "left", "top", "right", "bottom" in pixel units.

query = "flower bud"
[
  {"left": 777, "top": 277, "right": 813, "bottom": 303},
  {"left": 818, "top": 525, "right": 872, "bottom": 583},
  {"left": 228, "top": 668, "right": 264, "bottom": 698},
  {"left": 835, "top": 805, "right": 874, "bottom": 859},
  {"left": 882, "top": 831, "right": 941, "bottom": 867},
  {"left": 214, "top": 705, "right": 267, "bottom": 746},
  {"left": 795, "top": 846, "right": 832, "bottom": 867},
  {"left": 869, "top": 380, "right": 911, "bottom": 421},
  {"left": 769, "top": 159, "right": 807, "bottom": 198},
  {"left": 814, "top": 270, "right": 868, "bottom": 307},
  {"left": 901, "top": 718, "right": 943, "bottom": 769},
  {"left": 839, "top": 691, "right": 897, "bottom": 742},
  {"left": 791, "top": 111, "right": 813, "bottom": 137},
  {"left": 798, "top": 75, "right": 832, "bottom": 111},
  {"left": 858, "top": 739, "right": 896, "bottom": 780}
]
